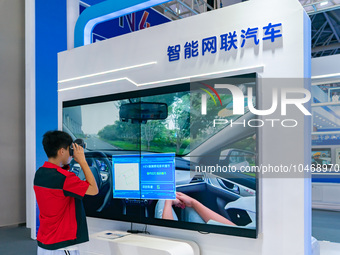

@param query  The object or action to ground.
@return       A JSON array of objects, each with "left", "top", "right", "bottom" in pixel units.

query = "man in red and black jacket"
[{"left": 34, "top": 131, "right": 98, "bottom": 255}]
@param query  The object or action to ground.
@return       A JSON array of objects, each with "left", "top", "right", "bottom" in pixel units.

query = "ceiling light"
[{"left": 320, "top": 1, "right": 329, "bottom": 6}]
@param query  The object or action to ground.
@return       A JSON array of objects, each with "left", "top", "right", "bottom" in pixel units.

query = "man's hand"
[{"left": 71, "top": 143, "right": 98, "bottom": 196}]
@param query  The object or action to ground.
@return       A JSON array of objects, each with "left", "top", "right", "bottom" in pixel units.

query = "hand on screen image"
[
  {"left": 162, "top": 198, "right": 184, "bottom": 220},
  {"left": 162, "top": 192, "right": 235, "bottom": 226}
]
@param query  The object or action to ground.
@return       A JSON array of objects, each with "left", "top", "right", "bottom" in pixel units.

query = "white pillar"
[
  {"left": 67, "top": 0, "right": 80, "bottom": 50},
  {"left": 25, "top": 0, "right": 36, "bottom": 239}
]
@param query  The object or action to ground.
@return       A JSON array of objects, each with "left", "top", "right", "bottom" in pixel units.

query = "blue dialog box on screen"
[{"left": 112, "top": 153, "right": 176, "bottom": 200}]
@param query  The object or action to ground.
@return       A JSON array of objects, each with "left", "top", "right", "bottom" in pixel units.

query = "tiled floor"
[
  {"left": 312, "top": 209, "right": 340, "bottom": 243},
  {"left": 0, "top": 225, "right": 37, "bottom": 255},
  {"left": 319, "top": 241, "right": 340, "bottom": 255},
  {"left": 0, "top": 210, "right": 339, "bottom": 255}
]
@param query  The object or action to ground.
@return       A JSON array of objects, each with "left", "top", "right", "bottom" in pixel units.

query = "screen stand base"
[{"left": 79, "top": 230, "right": 200, "bottom": 255}]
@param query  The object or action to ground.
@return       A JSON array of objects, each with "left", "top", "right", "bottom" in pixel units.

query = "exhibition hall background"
[
  {"left": 0, "top": 1, "right": 338, "bottom": 251},
  {"left": 0, "top": 0, "right": 25, "bottom": 227}
]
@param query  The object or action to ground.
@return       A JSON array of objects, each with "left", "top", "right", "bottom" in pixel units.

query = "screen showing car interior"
[
  {"left": 112, "top": 153, "right": 176, "bottom": 199},
  {"left": 63, "top": 73, "right": 258, "bottom": 238}
]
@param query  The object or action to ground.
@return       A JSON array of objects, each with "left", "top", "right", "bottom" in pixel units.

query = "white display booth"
[{"left": 56, "top": 0, "right": 311, "bottom": 254}]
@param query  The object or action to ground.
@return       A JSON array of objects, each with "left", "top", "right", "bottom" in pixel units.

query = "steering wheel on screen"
[
  {"left": 70, "top": 151, "right": 113, "bottom": 212},
  {"left": 72, "top": 156, "right": 102, "bottom": 190}
]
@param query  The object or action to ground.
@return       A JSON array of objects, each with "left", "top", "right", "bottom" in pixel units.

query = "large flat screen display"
[{"left": 62, "top": 73, "right": 258, "bottom": 238}]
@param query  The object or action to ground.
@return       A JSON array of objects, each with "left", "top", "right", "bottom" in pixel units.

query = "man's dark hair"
[{"left": 42, "top": 131, "right": 73, "bottom": 158}]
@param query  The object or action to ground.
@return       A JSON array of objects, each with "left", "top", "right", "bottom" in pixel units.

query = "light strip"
[
  {"left": 79, "top": 1, "right": 91, "bottom": 8},
  {"left": 58, "top": 61, "right": 157, "bottom": 83},
  {"left": 312, "top": 131, "right": 340, "bottom": 135},
  {"left": 58, "top": 65, "right": 264, "bottom": 91},
  {"left": 312, "top": 73, "right": 340, "bottom": 80},
  {"left": 58, "top": 77, "right": 138, "bottom": 92},
  {"left": 312, "top": 102, "right": 340, "bottom": 107}
]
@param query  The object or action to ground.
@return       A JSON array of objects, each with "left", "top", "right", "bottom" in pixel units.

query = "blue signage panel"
[{"left": 80, "top": 5, "right": 171, "bottom": 43}]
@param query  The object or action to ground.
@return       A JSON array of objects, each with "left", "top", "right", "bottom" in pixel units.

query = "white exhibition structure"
[{"left": 55, "top": 0, "right": 312, "bottom": 254}]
